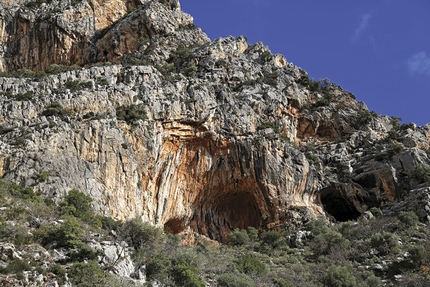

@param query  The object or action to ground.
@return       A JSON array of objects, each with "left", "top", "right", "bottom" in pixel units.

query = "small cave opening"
[
  {"left": 320, "top": 191, "right": 362, "bottom": 222},
  {"left": 164, "top": 218, "right": 185, "bottom": 234}
]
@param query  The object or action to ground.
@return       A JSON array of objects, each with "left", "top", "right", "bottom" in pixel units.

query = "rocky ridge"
[
  {"left": 0, "top": 0, "right": 429, "bottom": 246},
  {"left": 1, "top": 0, "right": 430, "bottom": 286}
]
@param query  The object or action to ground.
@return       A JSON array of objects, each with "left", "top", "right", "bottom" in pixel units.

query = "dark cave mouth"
[
  {"left": 320, "top": 192, "right": 362, "bottom": 222},
  {"left": 164, "top": 218, "right": 186, "bottom": 234},
  {"left": 214, "top": 192, "right": 262, "bottom": 230}
]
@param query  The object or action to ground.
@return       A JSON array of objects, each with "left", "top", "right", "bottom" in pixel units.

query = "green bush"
[
  {"left": 4, "top": 91, "right": 34, "bottom": 101},
  {"left": 56, "top": 217, "right": 84, "bottom": 247},
  {"left": 398, "top": 211, "right": 419, "bottom": 226},
  {"left": 356, "top": 109, "right": 377, "bottom": 127},
  {"left": 386, "top": 143, "right": 404, "bottom": 158},
  {"left": 64, "top": 80, "right": 93, "bottom": 91},
  {"left": 42, "top": 101, "right": 69, "bottom": 117},
  {"left": 413, "top": 164, "right": 430, "bottom": 183},
  {"left": 406, "top": 245, "right": 427, "bottom": 268},
  {"left": 217, "top": 273, "right": 255, "bottom": 287},
  {"left": 45, "top": 64, "right": 81, "bottom": 74},
  {"left": 230, "top": 229, "right": 250, "bottom": 246},
  {"left": 170, "top": 258, "right": 205, "bottom": 287},
  {"left": 0, "top": 178, "right": 41, "bottom": 203},
  {"left": 234, "top": 253, "right": 266, "bottom": 276},
  {"left": 100, "top": 215, "right": 123, "bottom": 232},
  {"left": 310, "top": 228, "right": 349, "bottom": 256},
  {"left": 0, "top": 259, "right": 32, "bottom": 280},
  {"left": 60, "top": 189, "right": 94, "bottom": 222},
  {"left": 116, "top": 104, "right": 147, "bottom": 124},
  {"left": 323, "top": 266, "right": 356, "bottom": 287},
  {"left": 272, "top": 278, "right": 294, "bottom": 287},
  {"left": 178, "top": 23, "right": 197, "bottom": 30},
  {"left": 68, "top": 239, "right": 100, "bottom": 261},
  {"left": 68, "top": 261, "right": 107, "bottom": 287},
  {"left": 48, "top": 263, "right": 66, "bottom": 284},
  {"left": 370, "top": 232, "right": 399, "bottom": 256},
  {"left": 260, "top": 230, "right": 286, "bottom": 249},
  {"left": 120, "top": 218, "right": 164, "bottom": 250},
  {"left": 369, "top": 207, "right": 383, "bottom": 217},
  {"left": 146, "top": 253, "right": 171, "bottom": 282},
  {"left": 260, "top": 51, "right": 273, "bottom": 63}
]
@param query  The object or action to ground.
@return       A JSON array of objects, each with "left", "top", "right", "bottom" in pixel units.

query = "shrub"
[
  {"left": 42, "top": 101, "right": 69, "bottom": 117},
  {"left": 386, "top": 143, "right": 404, "bottom": 158},
  {"left": 68, "top": 239, "right": 100, "bottom": 261},
  {"left": 260, "top": 230, "right": 286, "bottom": 250},
  {"left": 322, "top": 265, "right": 356, "bottom": 287},
  {"left": 234, "top": 253, "right": 266, "bottom": 276},
  {"left": 398, "top": 211, "right": 419, "bottom": 226},
  {"left": 217, "top": 273, "right": 255, "bottom": 287},
  {"left": 60, "top": 189, "right": 94, "bottom": 222},
  {"left": 56, "top": 217, "right": 84, "bottom": 247},
  {"left": 116, "top": 104, "right": 147, "bottom": 124},
  {"left": 120, "top": 218, "right": 164, "bottom": 250},
  {"left": 37, "top": 171, "right": 49, "bottom": 182},
  {"left": 0, "top": 178, "right": 40, "bottom": 202},
  {"left": 45, "top": 64, "right": 81, "bottom": 74},
  {"left": 146, "top": 253, "right": 171, "bottom": 281},
  {"left": 68, "top": 261, "right": 107, "bottom": 287},
  {"left": 178, "top": 23, "right": 197, "bottom": 30},
  {"left": 64, "top": 80, "right": 93, "bottom": 91},
  {"left": 369, "top": 207, "right": 383, "bottom": 217},
  {"left": 0, "top": 259, "right": 32, "bottom": 280},
  {"left": 170, "top": 258, "right": 205, "bottom": 287},
  {"left": 260, "top": 51, "right": 273, "bottom": 63},
  {"left": 413, "top": 164, "right": 430, "bottom": 183},
  {"left": 96, "top": 77, "right": 109, "bottom": 86},
  {"left": 170, "top": 45, "right": 195, "bottom": 69},
  {"left": 272, "top": 278, "right": 294, "bottom": 287},
  {"left": 370, "top": 232, "right": 399, "bottom": 255},
  {"left": 310, "top": 228, "right": 350, "bottom": 256},
  {"left": 356, "top": 109, "right": 377, "bottom": 127},
  {"left": 48, "top": 263, "right": 66, "bottom": 284},
  {"left": 406, "top": 245, "right": 427, "bottom": 268},
  {"left": 5, "top": 91, "right": 34, "bottom": 101},
  {"left": 100, "top": 215, "right": 123, "bottom": 232},
  {"left": 263, "top": 71, "right": 279, "bottom": 87},
  {"left": 230, "top": 229, "right": 250, "bottom": 246}
]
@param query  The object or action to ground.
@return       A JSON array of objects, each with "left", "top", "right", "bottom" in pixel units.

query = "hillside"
[{"left": 0, "top": 0, "right": 429, "bottom": 286}]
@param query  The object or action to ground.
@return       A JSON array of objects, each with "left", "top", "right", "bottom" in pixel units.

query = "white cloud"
[
  {"left": 408, "top": 52, "right": 430, "bottom": 76},
  {"left": 353, "top": 13, "right": 371, "bottom": 41}
]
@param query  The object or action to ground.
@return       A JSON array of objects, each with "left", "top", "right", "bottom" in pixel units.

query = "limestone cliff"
[{"left": 0, "top": 0, "right": 430, "bottom": 243}]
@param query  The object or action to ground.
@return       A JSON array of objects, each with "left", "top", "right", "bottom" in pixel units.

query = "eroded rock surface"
[{"left": 0, "top": 0, "right": 429, "bottom": 244}]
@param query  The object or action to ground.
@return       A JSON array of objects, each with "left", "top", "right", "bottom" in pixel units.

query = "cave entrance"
[
  {"left": 191, "top": 190, "right": 264, "bottom": 242},
  {"left": 216, "top": 192, "right": 261, "bottom": 230},
  {"left": 164, "top": 218, "right": 185, "bottom": 234},
  {"left": 320, "top": 189, "right": 361, "bottom": 222}
]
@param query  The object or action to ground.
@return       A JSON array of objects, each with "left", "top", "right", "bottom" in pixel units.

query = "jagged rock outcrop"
[
  {"left": 0, "top": 0, "right": 429, "bottom": 246},
  {"left": 0, "top": 0, "right": 204, "bottom": 71}
]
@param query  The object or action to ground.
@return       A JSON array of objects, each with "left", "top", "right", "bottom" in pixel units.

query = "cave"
[
  {"left": 320, "top": 192, "right": 361, "bottom": 221},
  {"left": 215, "top": 192, "right": 262, "bottom": 230},
  {"left": 164, "top": 218, "right": 185, "bottom": 234},
  {"left": 191, "top": 190, "right": 264, "bottom": 242},
  {"left": 319, "top": 184, "right": 363, "bottom": 222}
]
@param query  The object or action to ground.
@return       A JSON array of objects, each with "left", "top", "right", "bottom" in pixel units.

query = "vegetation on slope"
[{"left": 0, "top": 178, "right": 429, "bottom": 286}]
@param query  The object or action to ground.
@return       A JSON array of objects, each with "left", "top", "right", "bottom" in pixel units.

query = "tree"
[{"left": 323, "top": 266, "right": 356, "bottom": 287}]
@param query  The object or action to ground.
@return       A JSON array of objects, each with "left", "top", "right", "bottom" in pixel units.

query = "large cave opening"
[
  {"left": 215, "top": 192, "right": 262, "bottom": 230},
  {"left": 191, "top": 190, "right": 264, "bottom": 242},
  {"left": 320, "top": 189, "right": 362, "bottom": 222}
]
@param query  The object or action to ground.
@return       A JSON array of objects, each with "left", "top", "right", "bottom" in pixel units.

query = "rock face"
[{"left": 0, "top": 0, "right": 430, "bottom": 243}]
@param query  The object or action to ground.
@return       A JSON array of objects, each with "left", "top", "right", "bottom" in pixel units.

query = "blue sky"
[{"left": 180, "top": 0, "right": 430, "bottom": 126}]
